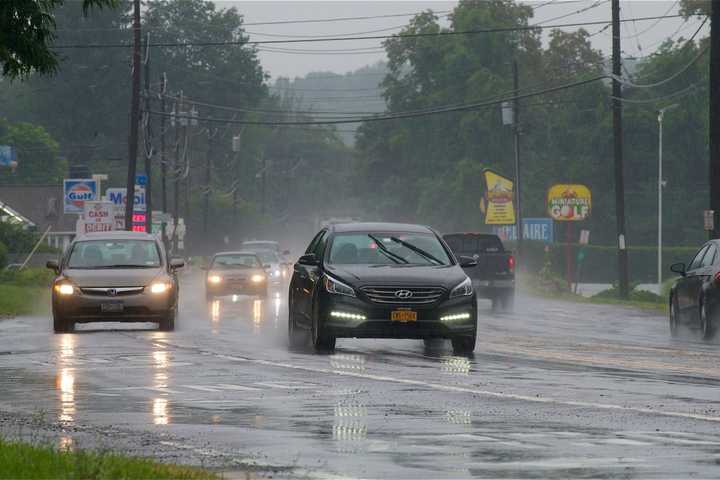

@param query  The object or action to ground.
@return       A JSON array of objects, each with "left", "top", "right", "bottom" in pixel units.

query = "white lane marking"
[
  {"left": 182, "top": 385, "right": 221, "bottom": 392},
  {"left": 255, "top": 382, "right": 317, "bottom": 389},
  {"left": 208, "top": 353, "right": 720, "bottom": 424},
  {"left": 146, "top": 387, "right": 180, "bottom": 394},
  {"left": 216, "top": 383, "right": 262, "bottom": 392}
]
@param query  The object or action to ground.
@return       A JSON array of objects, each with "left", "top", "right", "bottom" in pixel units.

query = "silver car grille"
[
  {"left": 360, "top": 286, "right": 445, "bottom": 305},
  {"left": 80, "top": 287, "right": 144, "bottom": 296}
]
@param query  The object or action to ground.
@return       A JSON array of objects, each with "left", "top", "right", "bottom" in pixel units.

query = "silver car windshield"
[
  {"left": 212, "top": 254, "right": 262, "bottom": 269},
  {"left": 67, "top": 240, "right": 161, "bottom": 269}
]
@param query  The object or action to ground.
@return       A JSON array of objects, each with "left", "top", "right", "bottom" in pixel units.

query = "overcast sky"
[{"left": 220, "top": 1, "right": 708, "bottom": 80}]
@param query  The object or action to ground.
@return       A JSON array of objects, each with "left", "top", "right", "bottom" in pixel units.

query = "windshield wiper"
[
  {"left": 367, "top": 234, "right": 408, "bottom": 264},
  {"left": 390, "top": 237, "right": 444, "bottom": 265},
  {"left": 94, "top": 264, "right": 157, "bottom": 269}
]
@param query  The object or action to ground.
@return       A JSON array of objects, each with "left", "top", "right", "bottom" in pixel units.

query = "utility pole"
[
  {"left": 203, "top": 127, "right": 214, "bottom": 233},
  {"left": 657, "top": 104, "right": 678, "bottom": 288},
  {"left": 125, "top": 0, "right": 141, "bottom": 231},
  {"left": 143, "top": 32, "right": 152, "bottom": 234},
  {"left": 261, "top": 153, "right": 266, "bottom": 216},
  {"left": 611, "top": 0, "right": 629, "bottom": 298},
  {"left": 172, "top": 94, "right": 181, "bottom": 252},
  {"left": 160, "top": 72, "right": 168, "bottom": 247},
  {"left": 512, "top": 59, "right": 523, "bottom": 264},
  {"left": 710, "top": 1, "right": 720, "bottom": 239}
]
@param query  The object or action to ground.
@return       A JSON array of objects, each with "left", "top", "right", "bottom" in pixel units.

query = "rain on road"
[{"left": 2, "top": 270, "right": 720, "bottom": 478}]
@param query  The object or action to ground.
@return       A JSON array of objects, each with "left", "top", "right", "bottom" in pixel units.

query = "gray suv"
[{"left": 47, "top": 231, "right": 184, "bottom": 333}]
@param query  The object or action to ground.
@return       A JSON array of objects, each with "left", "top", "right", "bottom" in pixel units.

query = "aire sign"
[
  {"left": 63, "top": 179, "right": 98, "bottom": 214},
  {"left": 547, "top": 184, "right": 591, "bottom": 221}
]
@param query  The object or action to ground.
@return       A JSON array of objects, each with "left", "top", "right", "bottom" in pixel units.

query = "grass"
[
  {"left": 0, "top": 284, "right": 48, "bottom": 317},
  {"left": 0, "top": 438, "right": 219, "bottom": 480}
]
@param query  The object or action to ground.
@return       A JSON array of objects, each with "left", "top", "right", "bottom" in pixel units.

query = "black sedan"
[
  {"left": 669, "top": 240, "right": 720, "bottom": 339},
  {"left": 288, "top": 222, "right": 478, "bottom": 353}
]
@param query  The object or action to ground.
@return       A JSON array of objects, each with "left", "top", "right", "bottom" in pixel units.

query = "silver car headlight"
[{"left": 450, "top": 277, "right": 473, "bottom": 298}]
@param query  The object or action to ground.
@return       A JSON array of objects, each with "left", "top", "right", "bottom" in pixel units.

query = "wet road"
[{"left": 2, "top": 271, "right": 720, "bottom": 478}]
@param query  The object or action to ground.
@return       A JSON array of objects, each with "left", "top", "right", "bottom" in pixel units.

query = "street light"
[{"left": 657, "top": 103, "right": 679, "bottom": 288}]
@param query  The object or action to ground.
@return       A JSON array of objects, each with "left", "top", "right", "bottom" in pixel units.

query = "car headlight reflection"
[
  {"left": 55, "top": 284, "right": 74, "bottom": 295},
  {"left": 251, "top": 274, "right": 266, "bottom": 283},
  {"left": 208, "top": 275, "right": 222, "bottom": 284},
  {"left": 150, "top": 282, "right": 171, "bottom": 294}
]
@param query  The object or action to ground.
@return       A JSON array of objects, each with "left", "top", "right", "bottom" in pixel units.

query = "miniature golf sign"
[
  {"left": 483, "top": 169, "right": 515, "bottom": 225},
  {"left": 547, "top": 184, "right": 591, "bottom": 221}
]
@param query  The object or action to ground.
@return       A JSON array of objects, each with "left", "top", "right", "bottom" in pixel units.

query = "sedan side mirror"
[
  {"left": 298, "top": 253, "right": 320, "bottom": 266},
  {"left": 46, "top": 260, "right": 59, "bottom": 273},
  {"left": 169, "top": 258, "right": 185, "bottom": 270},
  {"left": 459, "top": 256, "right": 478, "bottom": 268},
  {"left": 670, "top": 262, "right": 686, "bottom": 277}
]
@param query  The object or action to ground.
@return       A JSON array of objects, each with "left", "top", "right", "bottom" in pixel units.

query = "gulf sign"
[
  {"left": 64, "top": 179, "right": 98, "bottom": 214},
  {"left": 547, "top": 184, "right": 591, "bottom": 221}
]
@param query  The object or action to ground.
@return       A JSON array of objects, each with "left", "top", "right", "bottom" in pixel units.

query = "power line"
[
  {"left": 239, "top": 10, "right": 453, "bottom": 26},
  {"left": 52, "top": 14, "right": 685, "bottom": 50},
  {"left": 146, "top": 75, "right": 607, "bottom": 126},
  {"left": 610, "top": 44, "right": 709, "bottom": 88}
]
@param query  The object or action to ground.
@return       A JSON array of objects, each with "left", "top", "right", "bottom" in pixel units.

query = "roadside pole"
[
  {"left": 172, "top": 94, "right": 181, "bottom": 253},
  {"left": 512, "top": 59, "right": 523, "bottom": 269},
  {"left": 710, "top": 1, "right": 720, "bottom": 239},
  {"left": 143, "top": 33, "right": 152, "bottom": 233},
  {"left": 160, "top": 73, "right": 168, "bottom": 247},
  {"left": 611, "top": 0, "right": 630, "bottom": 298},
  {"left": 125, "top": 0, "right": 142, "bottom": 231},
  {"left": 203, "top": 127, "right": 214, "bottom": 233}
]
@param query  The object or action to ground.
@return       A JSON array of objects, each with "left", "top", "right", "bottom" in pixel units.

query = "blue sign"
[
  {"left": 135, "top": 174, "right": 147, "bottom": 186},
  {"left": 0, "top": 145, "right": 17, "bottom": 167},
  {"left": 63, "top": 179, "right": 98, "bottom": 214},
  {"left": 493, "top": 218, "right": 554, "bottom": 243}
]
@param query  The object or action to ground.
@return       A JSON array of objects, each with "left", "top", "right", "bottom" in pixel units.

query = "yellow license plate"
[{"left": 391, "top": 310, "right": 417, "bottom": 322}]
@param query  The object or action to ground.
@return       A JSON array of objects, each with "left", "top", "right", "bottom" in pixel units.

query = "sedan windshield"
[
  {"left": 255, "top": 251, "right": 280, "bottom": 264},
  {"left": 67, "top": 240, "right": 161, "bottom": 269},
  {"left": 212, "top": 254, "right": 261, "bottom": 269},
  {"left": 328, "top": 232, "right": 451, "bottom": 266}
]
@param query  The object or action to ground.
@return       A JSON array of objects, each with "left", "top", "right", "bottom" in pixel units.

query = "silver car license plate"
[{"left": 101, "top": 302, "right": 124, "bottom": 313}]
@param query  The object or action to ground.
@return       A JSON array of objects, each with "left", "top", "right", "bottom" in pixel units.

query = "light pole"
[{"left": 658, "top": 103, "right": 679, "bottom": 288}]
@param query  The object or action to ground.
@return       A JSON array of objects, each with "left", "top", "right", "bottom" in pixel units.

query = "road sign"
[
  {"left": 135, "top": 174, "right": 147, "bottom": 186},
  {"left": 482, "top": 169, "right": 515, "bottom": 225},
  {"left": 579, "top": 229, "right": 591, "bottom": 245},
  {"left": 63, "top": 179, "right": 98, "bottom": 214},
  {"left": 0, "top": 145, "right": 17, "bottom": 167},
  {"left": 106, "top": 186, "right": 147, "bottom": 212},
  {"left": 704, "top": 210, "right": 715, "bottom": 231},
  {"left": 78, "top": 201, "right": 115, "bottom": 234},
  {"left": 547, "top": 184, "right": 591, "bottom": 221},
  {"left": 492, "top": 218, "right": 554, "bottom": 243}
]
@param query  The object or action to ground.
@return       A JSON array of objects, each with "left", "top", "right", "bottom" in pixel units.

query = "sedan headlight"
[
  {"left": 54, "top": 283, "right": 74, "bottom": 295},
  {"left": 208, "top": 275, "right": 222, "bottom": 284},
  {"left": 450, "top": 277, "right": 473, "bottom": 298},
  {"left": 149, "top": 282, "right": 171, "bottom": 294},
  {"left": 324, "top": 275, "right": 356, "bottom": 297},
  {"left": 251, "top": 274, "right": 266, "bottom": 283}
]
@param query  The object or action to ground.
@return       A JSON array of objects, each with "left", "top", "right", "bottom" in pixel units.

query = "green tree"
[
  {"left": 0, "top": 117, "right": 64, "bottom": 184},
  {"left": 1, "top": 0, "right": 118, "bottom": 78}
]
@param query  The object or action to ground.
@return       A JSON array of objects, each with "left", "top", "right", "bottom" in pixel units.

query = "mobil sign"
[
  {"left": 106, "top": 186, "right": 147, "bottom": 212},
  {"left": 64, "top": 179, "right": 98, "bottom": 214}
]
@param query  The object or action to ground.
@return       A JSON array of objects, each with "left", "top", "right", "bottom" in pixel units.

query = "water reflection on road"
[{"left": 56, "top": 334, "right": 75, "bottom": 424}]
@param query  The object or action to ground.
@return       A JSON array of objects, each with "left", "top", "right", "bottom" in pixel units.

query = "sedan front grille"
[
  {"left": 80, "top": 287, "right": 144, "bottom": 296},
  {"left": 360, "top": 286, "right": 445, "bottom": 305}
]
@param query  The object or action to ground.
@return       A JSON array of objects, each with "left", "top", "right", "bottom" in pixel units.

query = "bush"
[
  {"left": 592, "top": 285, "right": 664, "bottom": 304},
  {"left": 0, "top": 242, "right": 7, "bottom": 269},
  {"left": 0, "top": 267, "right": 54, "bottom": 287}
]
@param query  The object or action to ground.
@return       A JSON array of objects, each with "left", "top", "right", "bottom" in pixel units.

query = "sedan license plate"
[
  {"left": 391, "top": 309, "right": 417, "bottom": 323},
  {"left": 101, "top": 302, "right": 124, "bottom": 313}
]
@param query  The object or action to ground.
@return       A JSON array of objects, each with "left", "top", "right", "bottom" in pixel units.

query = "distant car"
[
  {"left": 206, "top": 251, "right": 268, "bottom": 301},
  {"left": 47, "top": 231, "right": 184, "bottom": 333},
  {"left": 443, "top": 233, "right": 515, "bottom": 311},
  {"left": 252, "top": 250, "right": 287, "bottom": 285},
  {"left": 669, "top": 240, "right": 720, "bottom": 339},
  {"left": 288, "top": 222, "right": 478, "bottom": 354},
  {"left": 241, "top": 240, "right": 291, "bottom": 262}
]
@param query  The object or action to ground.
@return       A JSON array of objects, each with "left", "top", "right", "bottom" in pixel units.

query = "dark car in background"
[
  {"left": 288, "top": 223, "right": 478, "bottom": 354},
  {"left": 443, "top": 233, "right": 515, "bottom": 311},
  {"left": 669, "top": 240, "right": 720, "bottom": 339},
  {"left": 205, "top": 251, "right": 268, "bottom": 301},
  {"left": 47, "top": 231, "right": 184, "bottom": 333}
]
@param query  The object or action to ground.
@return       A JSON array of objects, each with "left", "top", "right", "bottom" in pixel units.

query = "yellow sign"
[
  {"left": 547, "top": 184, "right": 591, "bottom": 221},
  {"left": 483, "top": 170, "right": 515, "bottom": 225}
]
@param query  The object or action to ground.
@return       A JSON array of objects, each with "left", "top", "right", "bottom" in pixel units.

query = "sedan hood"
[
  {"left": 325, "top": 264, "right": 467, "bottom": 289},
  {"left": 64, "top": 268, "right": 163, "bottom": 287}
]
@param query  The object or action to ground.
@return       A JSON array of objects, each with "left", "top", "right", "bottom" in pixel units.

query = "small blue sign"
[
  {"left": 63, "top": 179, "right": 98, "bottom": 214},
  {"left": 493, "top": 218, "right": 554, "bottom": 243},
  {"left": 0, "top": 145, "right": 17, "bottom": 167},
  {"left": 135, "top": 174, "right": 147, "bottom": 186}
]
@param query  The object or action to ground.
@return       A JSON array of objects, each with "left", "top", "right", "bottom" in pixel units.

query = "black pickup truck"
[{"left": 443, "top": 233, "right": 515, "bottom": 311}]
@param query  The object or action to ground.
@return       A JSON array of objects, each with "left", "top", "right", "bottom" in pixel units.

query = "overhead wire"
[{"left": 610, "top": 43, "right": 709, "bottom": 89}]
